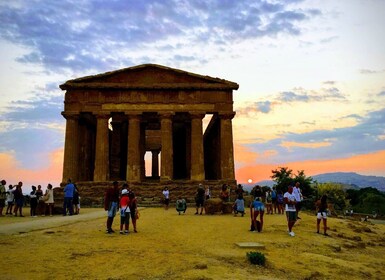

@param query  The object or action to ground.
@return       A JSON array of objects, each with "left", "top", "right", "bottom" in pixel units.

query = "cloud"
[
  {"left": 244, "top": 107, "right": 385, "bottom": 163},
  {"left": 359, "top": 69, "right": 385, "bottom": 74},
  {"left": 0, "top": 1, "right": 320, "bottom": 73},
  {"left": 378, "top": 91, "right": 385, "bottom": 97}
]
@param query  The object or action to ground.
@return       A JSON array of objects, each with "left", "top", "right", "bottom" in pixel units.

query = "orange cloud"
[
  {"left": 235, "top": 150, "right": 385, "bottom": 184},
  {"left": 0, "top": 149, "right": 63, "bottom": 190},
  {"left": 280, "top": 141, "right": 332, "bottom": 149}
]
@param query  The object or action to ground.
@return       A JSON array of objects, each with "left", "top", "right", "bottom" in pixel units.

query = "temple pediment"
[{"left": 60, "top": 64, "right": 239, "bottom": 90}]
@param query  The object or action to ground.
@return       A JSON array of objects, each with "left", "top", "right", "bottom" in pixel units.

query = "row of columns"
[{"left": 62, "top": 111, "right": 234, "bottom": 183}]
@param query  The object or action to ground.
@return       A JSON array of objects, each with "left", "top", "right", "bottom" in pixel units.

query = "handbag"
[{"left": 135, "top": 210, "right": 140, "bottom": 220}]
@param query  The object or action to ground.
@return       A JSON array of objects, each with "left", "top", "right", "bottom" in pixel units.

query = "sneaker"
[
  {"left": 324, "top": 233, "right": 329, "bottom": 236},
  {"left": 124, "top": 230, "right": 129, "bottom": 235},
  {"left": 289, "top": 231, "right": 295, "bottom": 237},
  {"left": 119, "top": 231, "right": 124, "bottom": 235}
]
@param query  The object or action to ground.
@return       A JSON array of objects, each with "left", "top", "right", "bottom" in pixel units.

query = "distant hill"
[
  {"left": 312, "top": 172, "right": 385, "bottom": 192},
  {"left": 241, "top": 172, "right": 385, "bottom": 192}
]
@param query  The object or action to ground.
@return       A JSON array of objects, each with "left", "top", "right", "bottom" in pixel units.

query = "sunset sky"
[{"left": 0, "top": 0, "right": 384, "bottom": 189}]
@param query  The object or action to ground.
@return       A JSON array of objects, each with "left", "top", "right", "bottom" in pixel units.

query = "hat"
[{"left": 121, "top": 189, "right": 128, "bottom": 195}]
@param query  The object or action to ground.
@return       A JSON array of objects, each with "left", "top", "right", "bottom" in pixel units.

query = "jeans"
[{"left": 63, "top": 197, "right": 73, "bottom": 215}]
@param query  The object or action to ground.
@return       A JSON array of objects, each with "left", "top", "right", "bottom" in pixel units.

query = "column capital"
[
  {"left": 189, "top": 112, "right": 206, "bottom": 119},
  {"left": 159, "top": 112, "right": 174, "bottom": 119},
  {"left": 61, "top": 111, "right": 79, "bottom": 120},
  {"left": 218, "top": 112, "right": 236, "bottom": 120},
  {"left": 93, "top": 111, "right": 111, "bottom": 119}
]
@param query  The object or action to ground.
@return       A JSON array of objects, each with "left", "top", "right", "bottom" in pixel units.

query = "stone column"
[
  {"left": 94, "top": 113, "right": 110, "bottom": 182},
  {"left": 126, "top": 113, "right": 141, "bottom": 182},
  {"left": 219, "top": 112, "right": 236, "bottom": 180},
  {"left": 151, "top": 150, "right": 160, "bottom": 178},
  {"left": 190, "top": 112, "right": 205, "bottom": 181},
  {"left": 160, "top": 113, "right": 173, "bottom": 181},
  {"left": 62, "top": 112, "right": 79, "bottom": 182}
]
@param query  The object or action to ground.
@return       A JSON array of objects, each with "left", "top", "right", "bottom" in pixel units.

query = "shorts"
[
  {"left": 196, "top": 197, "right": 204, "bottom": 207},
  {"left": 130, "top": 210, "right": 136, "bottom": 220},
  {"left": 253, "top": 200, "right": 265, "bottom": 211},
  {"left": 164, "top": 198, "right": 170, "bottom": 206},
  {"left": 286, "top": 211, "right": 297, "bottom": 222},
  {"left": 15, "top": 199, "right": 24, "bottom": 207},
  {"left": 107, "top": 202, "right": 118, "bottom": 218},
  {"left": 317, "top": 212, "right": 327, "bottom": 219},
  {"left": 0, "top": 199, "right": 5, "bottom": 208},
  {"left": 120, "top": 213, "right": 130, "bottom": 225}
]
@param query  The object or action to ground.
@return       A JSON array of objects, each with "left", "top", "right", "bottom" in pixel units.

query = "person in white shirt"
[
  {"left": 162, "top": 187, "right": 170, "bottom": 210},
  {"left": 284, "top": 186, "right": 297, "bottom": 237},
  {"left": 292, "top": 182, "right": 303, "bottom": 219}
]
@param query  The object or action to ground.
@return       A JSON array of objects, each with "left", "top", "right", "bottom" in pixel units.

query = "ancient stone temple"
[{"left": 60, "top": 64, "right": 238, "bottom": 205}]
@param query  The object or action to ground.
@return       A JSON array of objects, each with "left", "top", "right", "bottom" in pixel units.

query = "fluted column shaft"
[
  {"left": 190, "top": 113, "right": 205, "bottom": 180},
  {"left": 126, "top": 114, "right": 141, "bottom": 182},
  {"left": 94, "top": 113, "right": 110, "bottom": 181},
  {"left": 151, "top": 150, "right": 160, "bottom": 178},
  {"left": 160, "top": 113, "right": 173, "bottom": 181},
  {"left": 220, "top": 113, "right": 236, "bottom": 180},
  {"left": 62, "top": 112, "right": 79, "bottom": 182}
]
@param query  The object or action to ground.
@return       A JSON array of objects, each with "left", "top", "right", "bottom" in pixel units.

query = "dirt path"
[{"left": 0, "top": 209, "right": 105, "bottom": 235}]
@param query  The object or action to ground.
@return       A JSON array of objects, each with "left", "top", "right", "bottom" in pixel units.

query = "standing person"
[
  {"left": 0, "top": 179, "right": 6, "bottom": 216},
  {"left": 35, "top": 185, "right": 44, "bottom": 215},
  {"left": 29, "top": 186, "right": 38, "bottom": 217},
  {"left": 251, "top": 185, "right": 264, "bottom": 200},
  {"left": 162, "top": 187, "right": 170, "bottom": 210},
  {"left": 271, "top": 187, "right": 277, "bottom": 214},
  {"left": 128, "top": 191, "right": 138, "bottom": 233},
  {"left": 233, "top": 194, "right": 245, "bottom": 217},
  {"left": 63, "top": 179, "right": 74, "bottom": 216},
  {"left": 195, "top": 183, "right": 205, "bottom": 215},
  {"left": 13, "top": 182, "right": 24, "bottom": 217},
  {"left": 265, "top": 189, "right": 273, "bottom": 214},
  {"left": 104, "top": 181, "right": 120, "bottom": 234},
  {"left": 73, "top": 184, "right": 80, "bottom": 215},
  {"left": 119, "top": 189, "right": 131, "bottom": 235},
  {"left": 276, "top": 190, "right": 284, "bottom": 215},
  {"left": 250, "top": 197, "right": 265, "bottom": 232},
  {"left": 284, "top": 186, "right": 297, "bottom": 237},
  {"left": 316, "top": 195, "right": 329, "bottom": 236},
  {"left": 293, "top": 182, "right": 303, "bottom": 219},
  {"left": 205, "top": 186, "right": 211, "bottom": 200},
  {"left": 43, "top": 184, "right": 54, "bottom": 216},
  {"left": 6, "top": 185, "right": 15, "bottom": 215}
]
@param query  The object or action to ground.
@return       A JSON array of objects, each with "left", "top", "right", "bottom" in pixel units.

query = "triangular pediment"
[{"left": 60, "top": 64, "right": 238, "bottom": 90}]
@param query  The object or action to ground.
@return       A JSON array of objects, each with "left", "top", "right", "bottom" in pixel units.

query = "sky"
[{"left": 0, "top": 0, "right": 384, "bottom": 190}]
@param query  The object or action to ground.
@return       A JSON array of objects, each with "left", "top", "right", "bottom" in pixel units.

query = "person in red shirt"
[{"left": 119, "top": 189, "right": 130, "bottom": 234}]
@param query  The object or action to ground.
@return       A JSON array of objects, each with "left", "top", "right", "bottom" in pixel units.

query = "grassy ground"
[{"left": 0, "top": 207, "right": 385, "bottom": 280}]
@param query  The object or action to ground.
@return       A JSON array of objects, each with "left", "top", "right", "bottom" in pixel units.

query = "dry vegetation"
[{"left": 1, "top": 207, "right": 385, "bottom": 280}]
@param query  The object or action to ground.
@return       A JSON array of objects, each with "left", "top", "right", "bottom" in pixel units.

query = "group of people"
[
  {"left": 0, "top": 180, "right": 55, "bottom": 217},
  {"left": 249, "top": 182, "right": 328, "bottom": 236},
  {"left": 104, "top": 181, "right": 138, "bottom": 234}
]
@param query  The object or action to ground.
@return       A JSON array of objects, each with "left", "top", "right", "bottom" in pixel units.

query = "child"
[
  {"left": 233, "top": 194, "right": 245, "bottom": 217},
  {"left": 176, "top": 197, "right": 187, "bottom": 215},
  {"left": 6, "top": 185, "right": 14, "bottom": 215},
  {"left": 119, "top": 189, "right": 131, "bottom": 235}
]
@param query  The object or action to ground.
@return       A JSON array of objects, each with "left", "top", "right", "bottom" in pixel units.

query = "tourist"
[
  {"left": 271, "top": 187, "right": 277, "bottom": 214},
  {"left": 0, "top": 179, "right": 6, "bottom": 216},
  {"left": 119, "top": 189, "right": 131, "bottom": 234},
  {"left": 276, "top": 190, "right": 284, "bottom": 214},
  {"left": 195, "top": 183, "right": 205, "bottom": 215},
  {"left": 176, "top": 196, "right": 187, "bottom": 215},
  {"left": 43, "top": 184, "right": 54, "bottom": 216},
  {"left": 205, "top": 186, "right": 211, "bottom": 200},
  {"left": 250, "top": 196, "right": 265, "bottom": 232},
  {"left": 13, "top": 182, "right": 24, "bottom": 217},
  {"left": 63, "top": 179, "right": 74, "bottom": 216},
  {"left": 233, "top": 194, "right": 245, "bottom": 217},
  {"left": 104, "top": 181, "right": 120, "bottom": 234},
  {"left": 219, "top": 184, "right": 230, "bottom": 202},
  {"left": 265, "top": 189, "right": 273, "bottom": 214},
  {"left": 128, "top": 191, "right": 138, "bottom": 233},
  {"left": 293, "top": 182, "right": 303, "bottom": 219},
  {"left": 284, "top": 186, "right": 297, "bottom": 237},
  {"left": 316, "top": 194, "right": 329, "bottom": 236},
  {"left": 73, "top": 184, "right": 80, "bottom": 215},
  {"left": 6, "top": 185, "right": 14, "bottom": 215},
  {"left": 162, "top": 187, "right": 170, "bottom": 210},
  {"left": 36, "top": 185, "right": 44, "bottom": 215},
  {"left": 29, "top": 186, "right": 38, "bottom": 217},
  {"left": 251, "top": 185, "right": 264, "bottom": 201}
]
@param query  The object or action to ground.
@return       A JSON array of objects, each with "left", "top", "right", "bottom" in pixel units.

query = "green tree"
[
  {"left": 317, "top": 183, "right": 349, "bottom": 211},
  {"left": 271, "top": 167, "right": 294, "bottom": 193}
]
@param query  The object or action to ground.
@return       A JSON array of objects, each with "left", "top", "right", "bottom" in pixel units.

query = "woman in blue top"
[{"left": 250, "top": 196, "right": 265, "bottom": 232}]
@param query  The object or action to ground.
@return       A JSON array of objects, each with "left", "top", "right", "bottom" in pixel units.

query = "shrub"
[{"left": 246, "top": 251, "right": 266, "bottom": 266}]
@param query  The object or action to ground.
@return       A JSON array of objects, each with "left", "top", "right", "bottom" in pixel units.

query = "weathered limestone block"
[
  {"left": 205, "top": 198, "right": 223, "bottom": 214},
  {"left": 222, "top": 202, "right": 234, "bottom": 214}
]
